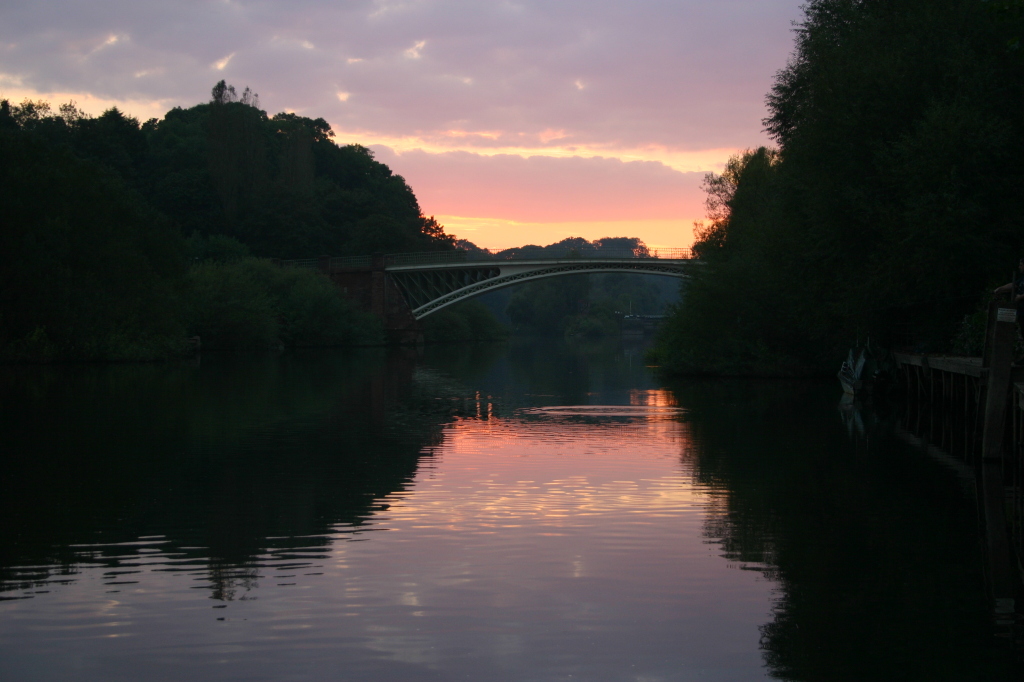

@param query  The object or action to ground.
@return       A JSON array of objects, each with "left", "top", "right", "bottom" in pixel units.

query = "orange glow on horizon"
[
  {"left": 344, "top": 128, "right": 738, "bottom": 174},
  {"left": 435, "top": 215, "right": 699, "bottom": 251}
]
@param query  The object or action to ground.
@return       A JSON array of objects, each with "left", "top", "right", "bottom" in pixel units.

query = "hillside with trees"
[
  {"left": 651, "top": 0, "right": 1024, "bottom": 376},
  {"left": 0, "top": 82, "right": 454, "bottom": 360}
]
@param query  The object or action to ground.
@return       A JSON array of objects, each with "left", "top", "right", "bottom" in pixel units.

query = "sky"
[{"left": 0, "top": 0, "right": 804, "bottom": 250}]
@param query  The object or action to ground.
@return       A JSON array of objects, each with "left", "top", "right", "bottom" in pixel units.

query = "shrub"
[
  {"left": 423, "top": 300, "right": 508, "bottom": 343},
  {"left": 185, "top": 259, "right": 383, "bottom": 349}
]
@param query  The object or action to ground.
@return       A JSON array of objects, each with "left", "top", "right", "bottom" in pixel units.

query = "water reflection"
[
  {"left": 1, "top": 343, "right": 1020, "bottom": 680},
  {"left": 1, "top": 350, "right": 444, "bottom": 603},
  {"left": 664, "top": 378, "right": 1018, "bottom": 680}
]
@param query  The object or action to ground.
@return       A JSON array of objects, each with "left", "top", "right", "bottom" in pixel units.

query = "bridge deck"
[
  {"left": 386, "top": 256, "right": 695, "bottom": 272},
  {"left": 383, "top": 248, "right": 692, "bottom": 269},
  {"left": 280, "top": 248, "right": 695, "bottom": 273}
]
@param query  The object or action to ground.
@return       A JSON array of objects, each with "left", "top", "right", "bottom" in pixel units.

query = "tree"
[
  {"left": 655, "top": 0, "right": 1024, "bottom": 374},
  {"left": 211, "top": 80, "right": 237, "bottom": 105},
  {"left": 0, "top": 83, "right": 458, "bottom": 359}
]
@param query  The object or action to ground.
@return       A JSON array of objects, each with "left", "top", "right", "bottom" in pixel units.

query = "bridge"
[{"left": 279, "top": 247, "right": 699, "bottom": 338}]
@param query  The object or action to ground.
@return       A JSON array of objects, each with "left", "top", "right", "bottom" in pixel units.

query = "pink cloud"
[
  {"left": 374, "top": 148, "right": 707, "bottom": 223},
  {"left": 0, "top": 1, "right": 802, "bottom": 152}
]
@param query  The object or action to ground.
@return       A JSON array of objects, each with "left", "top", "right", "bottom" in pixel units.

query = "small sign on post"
[{"left": 996, "top": 307, "right": 1017, "bottom": 324}]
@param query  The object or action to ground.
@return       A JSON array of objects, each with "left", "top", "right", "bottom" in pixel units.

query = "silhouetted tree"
[{"left": 654, "top": 0, "right": 1024, "bottom": 374}]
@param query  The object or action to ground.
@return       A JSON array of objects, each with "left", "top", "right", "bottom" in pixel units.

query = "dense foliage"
[
  {"left": 653, "top": 0, "right": 1024, "bottom": 375},
  {"left": 185, "top": 253, "right": 383, "bottom": 349},
  {"left": 0, "top": 121, "right": 188, "bottom": 361},
  {"left": 422, "top": 301, "right": 510, "bottom": 343},
  {"left": 0, "top": 83, "right": 454, "bottom": 359},
  {"left": 7, "top": 82, "right": 453, "bottom": 259}
]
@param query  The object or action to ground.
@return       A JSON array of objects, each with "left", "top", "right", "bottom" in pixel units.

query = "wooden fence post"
[
  {"left": 979, "top": 301, "right": 1017, "bottom": 620},
  {"left": 982, "top": 303, "right": 1016, "bottom": 460}
]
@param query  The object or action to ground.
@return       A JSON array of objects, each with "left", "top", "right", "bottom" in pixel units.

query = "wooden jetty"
[{"left": 893, "top": 302, "right": 1023, "bottom": 625}]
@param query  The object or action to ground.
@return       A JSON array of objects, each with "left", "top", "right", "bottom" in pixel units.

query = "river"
[{"left": 0, "top": 339, "right": 1018, "bottom": 680}]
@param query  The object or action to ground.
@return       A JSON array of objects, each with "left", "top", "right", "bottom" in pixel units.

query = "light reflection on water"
[
  {"left": 0, "top": 344, "right": 1018, "bottom": 681},
  {"left": 308, "top": 396, "right": 767, "bottom": 680}
]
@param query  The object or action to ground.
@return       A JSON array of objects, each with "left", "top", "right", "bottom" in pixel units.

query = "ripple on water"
[{"left": 519, "top": 405, "right": 685, "bottom": 418}]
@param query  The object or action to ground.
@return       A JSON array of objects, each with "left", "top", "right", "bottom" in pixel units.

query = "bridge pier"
[
  {"left": 371, "top": 253, "right": 386, "bottom": 318},
  {"left": 320, "top": 256, "right": 424, "bottom": 344}
]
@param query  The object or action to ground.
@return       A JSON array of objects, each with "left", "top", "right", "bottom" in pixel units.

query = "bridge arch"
[
  {"left": 387, "top": 259, "right": 697, "bottom": 319},
  {"left": 278, "top": 250, "right": 699, "bottom": 329}
]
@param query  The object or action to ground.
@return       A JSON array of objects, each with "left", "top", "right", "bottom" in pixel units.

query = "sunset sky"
[{"left": 1, "top": 0, "right": 803, "bottom": 250}]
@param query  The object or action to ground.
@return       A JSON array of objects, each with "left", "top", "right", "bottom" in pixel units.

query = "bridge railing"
[
  {"left": 281, "top": 258, "right": 321, "bottom": 269},
  {"left": 385, "top": 247, "right": 692, "bottom": 268},
  {"left": 280, "top": 256, "right": 374, "bottom": 271},
  {"left": 328, "top": 255, "right": 374, "bottom": 269},
  {"left": 280, "top": 248, "right": 693, "bottom": 270}
]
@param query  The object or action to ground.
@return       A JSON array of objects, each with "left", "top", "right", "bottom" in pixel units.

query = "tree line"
[
  {"left": 651, "top": 0, "right": 1024, "bottom": 375},
  {"left": 0, "top": 82, "right": 456, "bottom": 360},
  {"left": 450, "top": 237, "right": 679, "bottom": 340}
]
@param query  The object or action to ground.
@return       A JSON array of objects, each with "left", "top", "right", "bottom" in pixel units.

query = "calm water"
[{"left": 0, "top": 340, "right": 1018, "bottom": 681}]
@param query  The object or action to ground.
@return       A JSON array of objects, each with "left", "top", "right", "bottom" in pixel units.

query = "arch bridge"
[{"left": 279, "top": 248, "right": 699, "bottom": 334}]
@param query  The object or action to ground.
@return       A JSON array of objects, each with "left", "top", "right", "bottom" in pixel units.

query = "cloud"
[
  {"left": 0, "top": 0, "right": 801, "bottom": 248},
  {"left": 403, "top": 39, "right": 426, "bottom": 59},
  {"left": 87, "top": 34, "right": 122, "bottom": 57},
  {"left": 212, "top": 52, "right": 235, "bottom": 71},
  {"left": 372, "top": 147, "right": 708, "bottom": 223},
  {"left": 0, "top": 1, "right": 802, "bottom": 153}
]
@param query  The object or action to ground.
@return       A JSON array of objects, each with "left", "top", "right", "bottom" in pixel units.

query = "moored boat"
[{"left": 838, "top": 339, "right": 890, "bottom": 396}]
